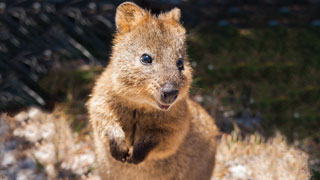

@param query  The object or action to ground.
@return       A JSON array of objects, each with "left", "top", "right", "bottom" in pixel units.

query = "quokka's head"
[{"left": 110, "top": 2, "right": 192, "bottom": 111}]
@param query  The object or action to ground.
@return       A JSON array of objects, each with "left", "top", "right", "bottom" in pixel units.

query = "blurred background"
[{"left": 0, "top": 0, "right": 319, "bottom": 179}]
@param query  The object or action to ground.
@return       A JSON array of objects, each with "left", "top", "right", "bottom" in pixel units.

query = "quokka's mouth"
[{"left": 157, "top": 102, "right": 170, "bottom": 110}]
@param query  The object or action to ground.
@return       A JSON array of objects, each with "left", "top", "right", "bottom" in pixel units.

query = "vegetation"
[
  {"left": 187, "top": 27, "right": 320, "bottom": 179},
  {"left": 38, "top": 27, "right": 320, "bottom": 178},
  {"left": 188, "top": 27, "right": 320, "bottom": 140}
]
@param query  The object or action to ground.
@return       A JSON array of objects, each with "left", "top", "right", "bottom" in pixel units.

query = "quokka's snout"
[{"left": 160, "top": 82, "right": 179, "bottom": 104}]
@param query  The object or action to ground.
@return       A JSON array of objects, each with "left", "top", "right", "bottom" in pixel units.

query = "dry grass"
[
  {"left": 0, "top": 107, "right": 98, "bottom": 180},
  {"left": 0, "top": 107, "right": 311, "bottom": 180},
  {"left": 213, "top": 131, "right": 310, "bottom": 180}
]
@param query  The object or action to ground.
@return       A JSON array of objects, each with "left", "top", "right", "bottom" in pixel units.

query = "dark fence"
[{"left": 1, "top": 0, "right": 320, "bottom": 111}]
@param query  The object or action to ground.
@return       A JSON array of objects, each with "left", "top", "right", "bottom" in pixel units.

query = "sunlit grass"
[{"left": 38, "top": 27, "right": 320, "bottom": 178}]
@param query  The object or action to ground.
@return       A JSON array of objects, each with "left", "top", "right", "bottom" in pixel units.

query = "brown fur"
[{"left": 87, "top": 2, "right": 219, "bottom": 180}]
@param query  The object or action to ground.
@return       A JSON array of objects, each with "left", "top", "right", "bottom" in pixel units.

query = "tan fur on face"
[
  {"left": 111, "top": 4, "right": 191, "bottom": 111},
  {"left": 88, "top": 2, "right": 219, "bottom": 180}
]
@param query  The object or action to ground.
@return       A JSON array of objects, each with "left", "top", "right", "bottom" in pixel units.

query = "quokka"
[{"left": 88, "top": 2, "right": 219, "bottom": 180}]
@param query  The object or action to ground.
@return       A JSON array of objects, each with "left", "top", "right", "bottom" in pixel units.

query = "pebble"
[{"left": 1, "top": 151, "right": 16, "bottom": 167}]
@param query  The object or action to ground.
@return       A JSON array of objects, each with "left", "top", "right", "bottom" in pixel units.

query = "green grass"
[
  {"left": 39, "top": 26, "right": 320, "bottom": 176},
  {"left": 188, "top": 27, "right": 320, "bottom": 141}
]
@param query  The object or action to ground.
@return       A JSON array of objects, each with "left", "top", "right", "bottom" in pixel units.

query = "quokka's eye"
[
  {"left": 177, "top": 58, "right": 184, "bottom": 71},
  {"left": 140, "top": 54, "right": 152, "bottom": 65}
]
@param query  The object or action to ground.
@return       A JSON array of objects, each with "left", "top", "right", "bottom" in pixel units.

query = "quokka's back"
[{"left": 87, "top": 2, "right": 219, "bottom": 180}]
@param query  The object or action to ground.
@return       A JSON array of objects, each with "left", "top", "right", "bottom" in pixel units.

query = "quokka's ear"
[
  {"left": 159, "top": 8, "right": 181, "bottom": 23},
  {"left": 115, "top": 2, "right": 146, "bottom": 33}
]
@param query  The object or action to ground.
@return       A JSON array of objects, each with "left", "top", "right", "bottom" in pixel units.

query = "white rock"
[
  {"left": 71, "top": 157, "right": 80, "bottom": 172},
  {"left": 40, "top": 122, "right": 55, "bottom": 140},
  {"left": 1, "top": 151, "right": 16, "bottom": 167},
  {"left": 13, "top": 128, "right": 23, "bottom": 137},
  {"left": 16, "top": 169, "right": 34, "bottom": 180},
  {"left": 229, "top": 164, "right": 251, "bottom": 179},
  {"left": 34, "top": 143, "right": 55, "bottom": 164},
  {"left": 79, "top": 153, "right": 95, "bottom": 166},
  {"left": 14, "top": 112, "right": 29, "bottom": 122},
  {"left": 24, "top": 124, "right": 41, "bottom": 142},
  {"left": 61, "top": 151, "right": 95, "bottom": 175},
  {"left": 27, "top": 107, "right": 42, "bottom": 121}
]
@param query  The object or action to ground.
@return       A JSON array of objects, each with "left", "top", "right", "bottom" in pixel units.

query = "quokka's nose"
[{"left": 161, "top": 83, "right": 179, "bottom": 104}]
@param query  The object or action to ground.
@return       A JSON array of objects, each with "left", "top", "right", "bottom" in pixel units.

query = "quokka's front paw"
[
  {"left": 108, "top": 138, "right": 129, "bottom": 162},
  {"left": 127, "top": 135, "right": 158, "bottom": 164}
]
